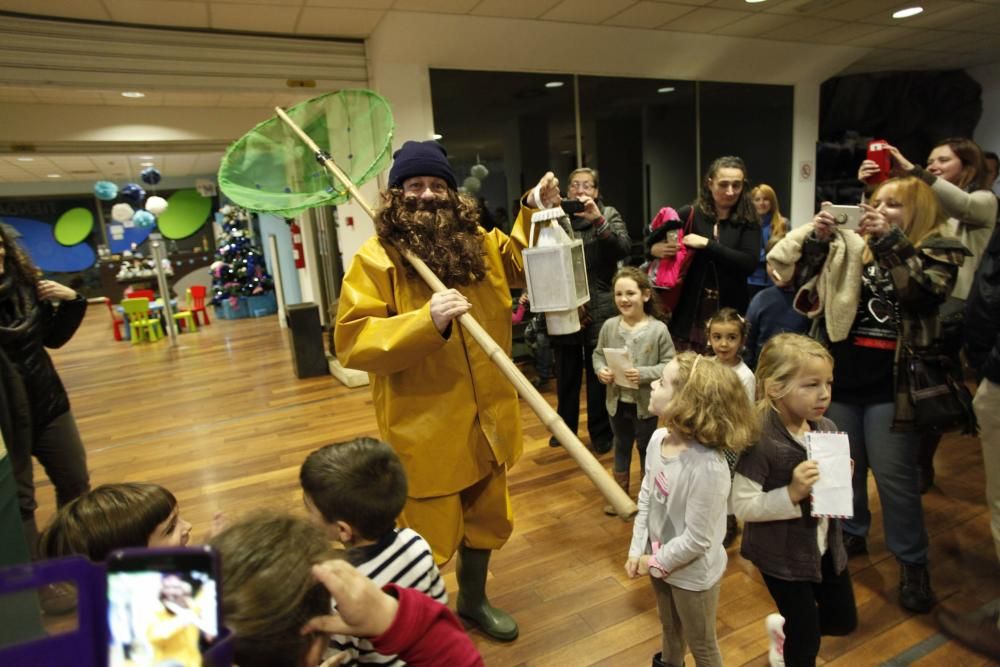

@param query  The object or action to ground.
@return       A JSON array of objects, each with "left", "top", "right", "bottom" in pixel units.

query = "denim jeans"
[{"left": 826, "top": 401, "right": 928, "bottom": 565}]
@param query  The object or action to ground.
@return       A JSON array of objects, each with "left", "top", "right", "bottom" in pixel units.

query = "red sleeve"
[{"left": 369, "top": 584, "right": 483, "bottom": 667}]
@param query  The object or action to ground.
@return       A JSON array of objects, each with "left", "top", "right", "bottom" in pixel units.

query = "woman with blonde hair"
[
  {"left": 774, "top": 175, "right": 969, "bottom": 615},
  {"left": 861, "top": 138, "right": 998, "bottom": 492},
  {"left": 747, "top": 184, "right": 788, "bottom": 298}
]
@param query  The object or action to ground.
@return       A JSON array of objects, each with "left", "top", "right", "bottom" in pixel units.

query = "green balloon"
[
  {"left": 54, "top": 207, "right": 94, "bottom": 246},
  {"left": 157, "top": 189, "right": 213, "bottom": 239}
]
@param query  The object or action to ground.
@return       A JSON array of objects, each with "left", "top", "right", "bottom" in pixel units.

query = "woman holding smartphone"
[{"left": 860, "top": 138, "right": 998, "bottom": 491}]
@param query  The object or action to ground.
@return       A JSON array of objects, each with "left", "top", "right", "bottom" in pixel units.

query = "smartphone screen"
[{"left": 106, "top": 548, "right": 220, "bottom": 667}]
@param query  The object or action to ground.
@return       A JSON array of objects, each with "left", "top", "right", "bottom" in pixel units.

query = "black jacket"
[
  {"left": 646, "top": 205, "right": 759, "bottom": 340},
  {"left": 965, "top": 223, "right": 1000, "bottom": 384},
  {"left": 0, "top": 288, "right": 86, "bottom": 432}
]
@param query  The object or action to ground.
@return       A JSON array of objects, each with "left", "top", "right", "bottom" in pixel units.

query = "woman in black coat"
[
  {"left": 646, "top": 156, "right": 760, "bottom": 351},
  {"left": 0, "top": 224, "right": 90, "bottom": 557}
]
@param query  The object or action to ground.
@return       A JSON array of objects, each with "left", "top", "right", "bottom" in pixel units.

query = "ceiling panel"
[
  {"left": 0, "top": 0, "right": 112, "bottom": 21},
  {"left": 604, "top": 1, "right": 694, "bottom": 28},
  {"left": 470, "top": 0, "right": 563, "bottom": 19},
  {"left": 757, "top": 16, "right": 843, "bottom": 39},
  {"left": 659, "top": 6, "right": 750, "bottom": 31},
  {"left": 807, "top": 20, "right": 883, "bottom": 44},
  {"left": 541, "top": 0, "right": 639, "bottom": 24},
  {"left": 209, "top": 2, "right": 302, "bottom": 33},
  {"left": 105, "top": 0, "right": 210, "bottom": 28},
  {"left": 710, "top": 11, "right": 798, "bottom": 35},
  {"left": 391, "top": 0, "right": 481, "bottom": 13},
  {"left": 295, "top": 7, "right": 386, "bottom": 37},
  {"left": 306, "top": 0, "right": 393, "bottom": 7}
]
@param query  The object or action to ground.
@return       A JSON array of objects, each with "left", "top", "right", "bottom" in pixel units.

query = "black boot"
[
  {"left": 651, "top": 651, "right": 680, "bottom": 667},
  {"left": 456, "top": 546, "right": 518, "bottom": 641},
  {"left": 899, "top": 562, "right": 936, "bottom": 614}
]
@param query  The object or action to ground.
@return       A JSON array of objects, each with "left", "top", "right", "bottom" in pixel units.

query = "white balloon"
[
  {"left": 470, "top": 163, "right": 489, "bottom": 179},
  {"left": 462, "top": 176, "right": 481, "bottom": 194},
  {"left": 145, "top": 195, "right": 168, "bottom": 215},
  {"left": 111, "top": 203, "right": 135, "bottom": 223}
]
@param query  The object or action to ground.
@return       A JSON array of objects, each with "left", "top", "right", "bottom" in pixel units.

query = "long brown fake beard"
[{"left": 375, "top": 188, "right": 486, "bottom": 286}]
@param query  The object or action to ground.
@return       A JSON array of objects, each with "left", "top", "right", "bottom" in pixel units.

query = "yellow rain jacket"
[{"left": 335, "top": 207, "right": 531, "bottom": 498}]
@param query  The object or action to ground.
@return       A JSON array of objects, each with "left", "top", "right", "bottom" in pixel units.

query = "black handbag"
[{"left": 905, "top": 345, "right": 977, "bottom": 434}]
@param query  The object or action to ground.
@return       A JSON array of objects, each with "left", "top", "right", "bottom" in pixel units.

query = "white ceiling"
[
  {"left": 5, "top": 0, "right": 1000, "bottom": 72},
  {"left": 3, "top": 0, "right": 1000, "bottom": 185}
]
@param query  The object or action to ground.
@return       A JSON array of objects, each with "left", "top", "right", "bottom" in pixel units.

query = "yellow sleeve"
[
  {"left": 486, "top": 193, "right": 536, "bottom": 289},
  {"left": 334, "top": 241, "right": 448, "bottom": 375}
]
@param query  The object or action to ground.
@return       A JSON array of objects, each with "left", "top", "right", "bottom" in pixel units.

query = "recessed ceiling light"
[
  {"left": 658, "top": 86, "right": 676, "bottom": 93},
  {"left": 46, "top": 173, "right": 61, "bottom": 178},
  {"left": 140, "top": 162, "right": 154, "bottom": 167},
  {"left": 545, "top": 81, "right": 565, "bottom": 88},
  {"left": 432, "top": 133, "right": 443, "bottom": 140},
  {"left": 892, "top": 6, "right": 923, "bottom": 18},
  {"left": 746, "top": 0, "right": 767, "bottom": 4},
  {"left": 139, "top": 155, "right": 154, "bottom": 160},
  {"left": 16, "top": 157, "right": 34, "bottom": 162},
  {"left": 121, "top": 91, "right": 145, "bottom": 98}
]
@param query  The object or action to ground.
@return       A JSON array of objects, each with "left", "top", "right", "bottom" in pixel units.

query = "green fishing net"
[{"left": 218, "top": 89, "right": 394, "bottom": 218}]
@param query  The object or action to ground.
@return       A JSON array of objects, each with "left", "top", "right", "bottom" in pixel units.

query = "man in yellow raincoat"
[{"left": 336, "top": 140, "right": 560, "bottom": 641}]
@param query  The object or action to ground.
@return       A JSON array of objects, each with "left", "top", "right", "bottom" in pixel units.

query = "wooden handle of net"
[{"left": 274, "top": 107, "right": 638, "bottom": 519}]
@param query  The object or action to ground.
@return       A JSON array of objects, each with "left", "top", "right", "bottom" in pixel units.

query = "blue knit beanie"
[{"left": 388, "top": 140, "right": 458, "bottom": 190}]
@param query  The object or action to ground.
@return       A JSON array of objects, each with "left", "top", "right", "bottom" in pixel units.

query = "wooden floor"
[{"left": 35, "top": 307, "right": 1000, "bottom": 666}]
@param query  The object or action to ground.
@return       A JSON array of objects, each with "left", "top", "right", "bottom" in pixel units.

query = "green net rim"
[{"left": 218, "top": 89, "right": 395, "bottom": 218}]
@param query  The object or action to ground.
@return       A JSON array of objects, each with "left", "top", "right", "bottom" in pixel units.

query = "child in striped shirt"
[{"left": 301, "top": 437, "right": 447, "bottom": 666}]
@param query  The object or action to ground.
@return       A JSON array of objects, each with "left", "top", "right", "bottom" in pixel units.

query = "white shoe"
[{"left": 765, "top": 613, "right": 785, "bottom": 667}]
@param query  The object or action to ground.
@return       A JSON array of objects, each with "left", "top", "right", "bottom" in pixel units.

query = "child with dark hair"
[
  {"left": 212, "top": 513, "right": 481, "bottom": 667},
  {"left": 300, "top": 438, "right": 446, "bottom": 665},
  {"left": 745, "top": 238, "right": 810, "bottom": 370},
  {"left": 40, "top": 482, "right": 191, "bottom": 562}
]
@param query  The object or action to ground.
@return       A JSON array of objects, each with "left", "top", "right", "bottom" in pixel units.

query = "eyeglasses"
[{"left": 569, "top": 181, "right": 595, "bottom": 191}]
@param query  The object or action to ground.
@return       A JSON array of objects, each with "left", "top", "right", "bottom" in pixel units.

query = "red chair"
[
  {"left": 104, "top": 297, "right": 125, "bottom": 341},
  {"left": 130, "top": 289, "right": 155, "bottom": 301},
  {"left": 188, "top": 285, "right": 211, "bottom": 326}
]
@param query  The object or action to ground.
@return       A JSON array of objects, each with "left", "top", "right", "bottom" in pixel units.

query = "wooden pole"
[{"left": 274, "top": 107, "right": 637, "bottom": 519}]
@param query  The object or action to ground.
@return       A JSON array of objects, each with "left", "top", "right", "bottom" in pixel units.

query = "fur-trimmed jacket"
[{"left": 792, "top": 226, "right": 968, "bottom": 430}]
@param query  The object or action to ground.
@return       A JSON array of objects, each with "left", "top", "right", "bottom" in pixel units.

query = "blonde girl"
[
  {"left": 748, "top": 184, "right": 789, "bottom": 297},
  {"left": 733, "top": 334, "right": 857, "bottom": 667},
  {"left": 626, "top": 351, "right": 757, "bottom": 667},
  {"left": 594, "top": 266, "right": 675, "bottom": 515}
]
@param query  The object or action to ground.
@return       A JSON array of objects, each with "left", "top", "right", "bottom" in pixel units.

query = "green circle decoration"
[
  {"left": 156, "top": 189, "right": 212, "bottom": 239},
  {"left": 53, "top": 207, "right": 94, "bottom": 246}
]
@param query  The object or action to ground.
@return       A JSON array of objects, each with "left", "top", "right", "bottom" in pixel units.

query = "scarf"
[{"left": 0, "top": 273, "right": 42, "bottom": 344}]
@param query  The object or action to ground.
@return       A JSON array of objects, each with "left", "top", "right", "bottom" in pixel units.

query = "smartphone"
[
  {"left": 665, "top": 229, "right": 679, "bottom": 244},
  {"left": 560, "top": 198, "right": 585, "bottom": 216},
  {"left": 866, "top": 140, "right": 891, "bottom": 185},
  {"left": 105, "top": 547, "right": 221, "bottom": 667},
  {"left": 820, "top": 203, "right": 862, "bottom": 231}
]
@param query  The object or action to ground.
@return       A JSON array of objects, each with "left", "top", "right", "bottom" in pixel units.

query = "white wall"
[{"left": 970, "top": 62, "right": 1000, "bottom": 191}]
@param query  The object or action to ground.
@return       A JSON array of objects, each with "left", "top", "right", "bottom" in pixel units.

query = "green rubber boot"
[{"left": 456, "top": 546, "right": 518, "bottom": 641}]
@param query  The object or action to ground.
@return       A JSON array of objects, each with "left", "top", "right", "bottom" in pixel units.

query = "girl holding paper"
[
  {"left": 733, "top": 334, "right": 857, "bottom": 667},
  {"left": 594, "top": 267, "right": 675, "bottom": 515}
]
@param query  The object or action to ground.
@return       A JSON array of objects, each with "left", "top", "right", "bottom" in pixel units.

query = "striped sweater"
[{"left": 327, "top": 528, "right": 448, "bottom": 665}]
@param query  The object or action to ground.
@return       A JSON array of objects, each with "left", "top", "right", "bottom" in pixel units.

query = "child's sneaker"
[{"left": 765, "top": 613, "right": 785, "bottom": 667}]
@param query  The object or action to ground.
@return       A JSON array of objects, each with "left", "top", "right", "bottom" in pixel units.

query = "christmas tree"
[{"left": 210, "top": 205, "right": 275, "bottom": 306}]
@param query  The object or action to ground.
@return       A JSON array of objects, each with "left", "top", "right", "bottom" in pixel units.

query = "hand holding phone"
[
  {"left": 820, "top": 203, "right": 862, "bottom": 231},
  {"left": 864, "top": 140, "right": 891, "bottom": 185}
]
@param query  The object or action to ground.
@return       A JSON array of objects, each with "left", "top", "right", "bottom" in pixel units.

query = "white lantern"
[{"left": 523, "top": 207, "right": 590, "bottom": 335}]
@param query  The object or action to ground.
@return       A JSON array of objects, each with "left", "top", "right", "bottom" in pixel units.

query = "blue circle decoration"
[
  {"left": 132, "top": 210, "right": 156, "bottom": 228},
  {"left": 94, "top": 181, "right": 118, "bottom": 201},
  {"left": 140, "top": 167, "right": 162, "bottom": 185},
  {"left": 0, "top": 217, "right": 95, "bottom": 272},
  {"left": 121, "top": 183, "right": 146, "bottom": 204}
]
